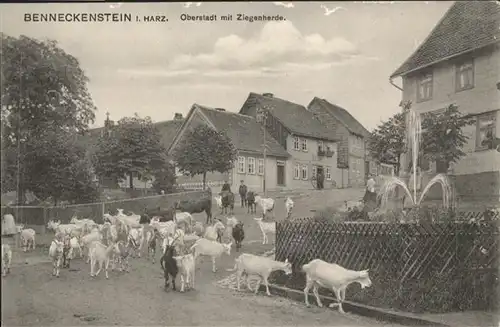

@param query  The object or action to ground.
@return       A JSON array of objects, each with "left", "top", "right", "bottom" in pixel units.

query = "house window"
[
  {"left": 311, "top": 166, "right": 317, "bottom": 179},
  {"left": 301, "top": 165, "right": 308, "bottom": 180},
  {"left": 293, "top": 136, "right": 300, "bottom": 150},
  {"left": 318, "top": 141, "right": 324, "bottom": 151},
  {"left": 417, "top": 72, "right": 433, "bottom": 102},
  {"left": 294, "top": 163, "right": 300, "bottom": 180},
  {"left": 456, "top": 59, "right": 474, "bottom": 91},
  {"left": 476, "top": 113, "right": 497, "bottom": 150},
  {"left": 257, "top": 158, "right": 264, "bottom": 175},
  {"left": 326, "top": 167, "right": 332, "bottom": 180},
  {"left": 301, "top": 138, "right": 308, "bottom": 151},
  {"left": 237, "top": 156, "right": 245, "bottom": 174},
  {"left": 247, "top": 157, "right": 256, "bottom": 174}
]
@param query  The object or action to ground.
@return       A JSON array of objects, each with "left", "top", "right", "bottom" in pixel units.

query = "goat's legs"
[
  {"left": 312, "top": 285, "right": 323, "bottom": 307},
  {"left": 32, "top": 238, "right": 36, "bottom": 250},
  {"left": 55, "top": 258, "right": 61, "bottom": 277},
  {"left": 105, "top": 259, "right": 110, "bottom": 279},
  {"left": 263, "top": 277, "right": 272, "bottom": 296},
  {"left": 254, "top": 277, "right": 262, "bottom": 294},
  {"left": 329, "top": 288, "right": 345, "bottom": 313},
  {"left": 211, "top": 257, "right": 217, "bottom": 273},
  {"left": 179, "top": 275, "right": 185, "bottom": 292},
  {"left": 303, "top": 277, "right": 316, "bottom": 307}
]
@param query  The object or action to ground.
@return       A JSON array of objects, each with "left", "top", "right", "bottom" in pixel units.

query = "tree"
[
  {"left": 172, "top": 125, "right": 238, "bottom": 189},
  {"left": 368, "top": 102, "right": 409, "bottom": 175},
  {"left": 23, "top": 128, "right": 99, "bottom": 205},
  {"left": 1, "top": 33, "right": 97, "bottom": 203},
  {"left": 421, "top": 104, "right": 475, "bottom": 172},
  {"left": 92, "top": 114, "right": 167, "bottom": 189},
  {"left": 151, "top": 163, "right": 176, "bottom": 194}
]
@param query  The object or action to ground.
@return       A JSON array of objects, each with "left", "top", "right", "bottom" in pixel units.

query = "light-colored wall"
[
  {"left": 400, "top": 44, "right": 500, "bottom": 177},
  {"left": 285, "top": 135, "right": 341, "bottom": 189},
  {"left": 231, "top": 153, "right": 285, "bottom": 193},
  {"left": 348, "top": 134, "right": 366, "bottom": 187}
]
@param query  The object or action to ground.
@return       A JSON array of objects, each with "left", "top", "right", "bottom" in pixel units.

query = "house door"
[
  {"left": 277, "top": 161, "right": 285, "bottom": 186},
  {"left": 316, "top": 166, "right": 324, "bottom": 189}
]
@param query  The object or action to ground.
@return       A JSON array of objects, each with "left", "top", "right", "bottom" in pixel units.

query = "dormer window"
[{"left": 417, "top": 72, "right": 433, "bottom": 102}]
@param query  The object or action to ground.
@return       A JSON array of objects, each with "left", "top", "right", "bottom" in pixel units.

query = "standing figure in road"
[
  {"left": 317, "top": 169, "right": 325, "bottom": 190},
  {"left": 363, "top": 174, "right": 378, "bottom": 212},
  {"left": 221, "top": 180, "right": 231, "bottom": 193},
  {"left": 238, "top": 180, "right": 247, "bottom": 208}
]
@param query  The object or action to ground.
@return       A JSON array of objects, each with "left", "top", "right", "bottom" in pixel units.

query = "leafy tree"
[
  {"left": 420, "top": 104, "right": 475, "bottom": 172},
  {"left": 151, "top": 162, "right": 176, "bottom": 194},
  {"left": 1, "top": 33, "right": 97, "bottom": 203},
  {"left": 368, "top": 101, "right": 475, "bottom": 175},
  {"left": 172, "top": 125, "right": 238, "bottom": 189},
  {"left": 23, "top": 128, "right": 99, "bottom": 205},
  {"left": 368, "top": 102, "right": 409, "bottom": 175},
  {"left": 92, "top": 114, "right": 167, "bottom": 189}
]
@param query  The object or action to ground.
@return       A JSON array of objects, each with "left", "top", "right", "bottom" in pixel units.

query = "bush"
[{"left": 313, "top": 206, "right": 369, "bottom": 223}]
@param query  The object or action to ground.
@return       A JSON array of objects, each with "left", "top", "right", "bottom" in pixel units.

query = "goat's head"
[
  {"left": 358, "top": 269, "right": 372, "bottom": 289},
  {"left": 281, "top": 258, "right": 292, "bottom": 275},
  {"left": 116, "top": 208, "right": 125, "bottom": 216}
]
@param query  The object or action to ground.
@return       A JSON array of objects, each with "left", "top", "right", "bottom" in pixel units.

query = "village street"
[{"left": 0, "top": 188, "right": 400, "bottom": 327}]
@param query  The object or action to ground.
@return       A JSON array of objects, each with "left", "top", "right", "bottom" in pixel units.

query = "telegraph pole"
[{"left": 257, "top": 105, "right": 269, "bottom": 197}]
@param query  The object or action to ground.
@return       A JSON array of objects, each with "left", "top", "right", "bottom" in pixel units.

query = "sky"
[{"left": 1, "top": 1, "right": 454, "bottom": 131}]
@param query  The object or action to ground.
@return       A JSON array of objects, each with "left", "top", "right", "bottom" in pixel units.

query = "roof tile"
[{"left": 391, "top": 1, "right": 500, "bottom": 77}]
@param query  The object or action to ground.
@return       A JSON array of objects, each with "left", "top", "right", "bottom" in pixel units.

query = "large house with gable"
[
  {"left": 390, "top": 1, "right": 500, "bottom": 203},
  {"left": 307, "top": 97, "right": 372, "bottom": 188},
  {"left": 239, "top": 92, "right": 342, "bottom": 190},
  {"left": 167, "top": 104, "right": 290, "bottom": 192}
]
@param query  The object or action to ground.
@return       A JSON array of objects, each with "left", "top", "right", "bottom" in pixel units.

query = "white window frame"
[
  {"left": 301, "top": 138, "right": 308, "bottom": 152},
  {"left": 476, "top": 112, "right": 497, "bottom": 151},
  {"left": 257, "top": 158, "right": 264, "bottom": 175},
  {"left": 237, "top": 156, "right": 245, "bottom": 174},
  {"left": 293, "top": 136, "right": 300, "bottom": 150},
  {"left": 247, "top": 157, "right": 256, "bottom": 175},
  {"left": 417, "top": 72, "right": 433, "bottom": 102},
  {"left": 294, "top": 163, "right": 300, "bottom": 180},
  {"left": 326, "top": 167, "right": 332, "bottom": 180},
  {"left": 456, "top": 59, "right": 474, "bottom": 91},
  {"left": 301, "top": 164, "right": 308, "bottom": 180}
]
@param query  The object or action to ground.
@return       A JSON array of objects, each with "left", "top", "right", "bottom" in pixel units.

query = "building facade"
[
  {"left": 240, "top": 92, "right": 342, "bottom": 190},
  {"left": 167, "top": 104, "right": 291, "bottom": 193},
  {"left": 307, "top": 97, "right": 371, "bottom": 188},
  {"left": 390, "top": 1, "right": 500, "bottom": 202}
]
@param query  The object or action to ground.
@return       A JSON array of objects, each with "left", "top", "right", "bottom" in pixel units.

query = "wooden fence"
[
  {"left": 1, "top": 189, "right": 209, "bottom": 226},
  {"left": 272, "top": 213, "right": 499, "bottom": 313}
]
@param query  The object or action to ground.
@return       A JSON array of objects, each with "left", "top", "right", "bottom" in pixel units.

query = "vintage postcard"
[{"left": 1, "top": 1, "right": 499, "bottom": 326}]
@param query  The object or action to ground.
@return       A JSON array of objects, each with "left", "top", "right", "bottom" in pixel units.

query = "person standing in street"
[
  {"left": 238, "top": 180, "right": 248, "bottom": 208},
  {"left": 363, "top": 174, "right": 377, "bottom": 211}
]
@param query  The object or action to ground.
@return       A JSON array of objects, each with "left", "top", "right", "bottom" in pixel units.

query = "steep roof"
[
  {"left": 156, "top": 119, "right": 184, "bottom": 150},
  {"left": 193, "top": 104, "right": 290, "bottom": 158},
  {"left": 196, "top": 105, "right": 290, "bottom": 157},
  {"left": 391, "top": 1, "right": 500, "bottom": 78},
  {"left": 309, "top": 97, "right": 370, "bottom": 138},
  {"left": 240, "top": 92, "right": 339, "bottom": 142}
]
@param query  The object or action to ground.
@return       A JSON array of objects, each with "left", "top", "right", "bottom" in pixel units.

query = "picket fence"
[
  {"left": 1, "top": 189, "right": 209, "bottom": 226},
  {"left": 273, "top": 212, "right": 499, "bottom": 313}
]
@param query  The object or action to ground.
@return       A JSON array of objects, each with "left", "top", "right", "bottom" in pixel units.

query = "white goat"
[
  {"left": 48, "top": 239, "right": 64, "bottom": 277},
  {"left": 81, "top": 230, "right": 103, "bottom": 263},
  {"left": 226, "top": 216, "right": 239, "bottom": 228},
  {"left": 161, "top": 228, "right": 185, "bottom": 254},
  {"left": 254, "top": 195, "right": 275, "bottom": 219},
  {"left": 111, "top": 240, "right": 131, "bottom": 272},
  {"left": 214, "top": 195, "right": 223, "bottom": 213},
  {"left": 151, "top": 220, "right": 176, "bottom": 239},
  {"left": 190, "top": 238, "right": 232, "bottom": 273},
  {"left": 19, "top": 226, "right": 36, "bottom": 252},
  {"left": 204, "top": 220, "right": 225, "bottom": 243},
  {"left": 175, "top": 212, "right": 193, "bottom": 231},
  {"left": 285, "top": 197, "right": 294, "bottom": 219},
  {"left": 173, "top": 253, "right": 196, "bottom": 292},
  {"left": 192, "top": 221, "right": 204, "bottom": 236},
  {"left": 302, "top": 259, "right": 372, "bottom": 313},
  {"left": 2, "top": 244, "right": 12, "bottom": 277},
  {"left": 89, "top": 241, "right": 116, "bottom": 279},
  {"left": 227, "top": 253, "right": 292, "bottom": 296},
  {"left": 128, "top": 227, "right": 143, "bottom": 257},
  {"left": 253, "top": 217, "right": 276, "bottom": 245}
]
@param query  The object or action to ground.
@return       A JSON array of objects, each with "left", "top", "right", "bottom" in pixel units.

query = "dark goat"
[
  {"left": 160, "top": 244, "right": 178, "bottom": 291},
  {"left": 220, "top": 191, "right": 234, "bottom": 215},
  {"left": 147, "top": 206, "right": 175, "bottom": 222},
  {"left": 232, "top": 222, "right": 245, "bottom": 251},
  {"left": 61, "top": 236, "right": 72, "bottom": 269},
  {"left": 246, "top": 191, "right": 256, "bottom": 214},
  {"left": 176, "top": 198, "right": 213, "bottom": 224}
]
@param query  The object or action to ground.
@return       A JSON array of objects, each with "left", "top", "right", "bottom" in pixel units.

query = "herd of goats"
[{"left": 1, "top": 193, "right": 374, "bottom": 314}]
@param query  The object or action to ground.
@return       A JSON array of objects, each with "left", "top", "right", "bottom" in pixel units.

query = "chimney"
[
  {"left": 262, "top": 93, "right": 274, "bottom": 98},
  {"left": 174, "top": 113, "right": 183, "bottom": 120},
  {"left": 215, "top": 108, "right": 226, "bottom": 112}
]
